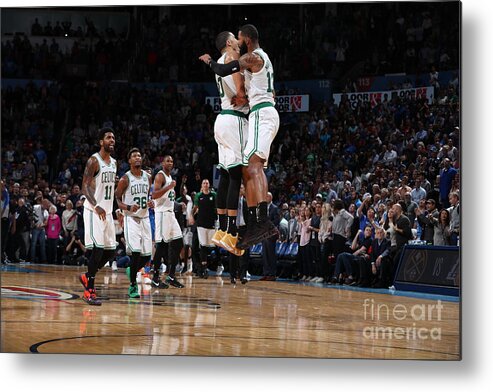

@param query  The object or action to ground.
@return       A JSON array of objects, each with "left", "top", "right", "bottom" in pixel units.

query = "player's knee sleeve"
[
  {"left": 216, "top": 168, "right": 229, "bottom": 209},
  {"left": 88, "top": 247, "right": 104, "bottom": 276},
  {"left": 169, "top": 238, "right": 183, "bottom": 262},
  {"left": 226, "top": 166, "right": 242, "bottom": 210},
  {"left": 200, "top": 246, "right": 208, "bottom": 263}
]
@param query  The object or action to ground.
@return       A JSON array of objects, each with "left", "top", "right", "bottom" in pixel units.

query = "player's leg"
[
  {"left": 197, "top": 227, "right": 211, "bottom": 279},
  {"left": 166, "top": 238, "right": 185, "bottom": 288},
  {"left": 212, "top": 167, "right": 229, "bottom": 247},
  {"left": 220, "top": 165, "right": 244, "bottom": 255},
  {"left": 238, "top": 108, "right": 280, "bottom": 249},
  {"left": 80, "top": 209, "right": 108, "bottom": 305}
]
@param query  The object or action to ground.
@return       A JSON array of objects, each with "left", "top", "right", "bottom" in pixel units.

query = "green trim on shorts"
[
  {"left": 243, "top": 110, "right": 260, "bottom": 164},
  {"left": 220, "top": 109, "right": 248, "bottom": 118},
  {"left": 124, "top": 216, "right": 138, "bottom": 253},
  {"left": 89, "top": 212, "right": 104, "bottom": 248},
  {"left": 250, "top": 102, "right": 274, "bottom": 112}
]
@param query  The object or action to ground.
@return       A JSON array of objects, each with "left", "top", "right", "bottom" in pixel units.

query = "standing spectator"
[
  {"left": 260, "top": 192, "right": 280, "bottom": 281},
  {"left": 439, "top": 158, "right": 458, "bottom": 208},
  {"left": 416, "top": 199, "right": 439, "bottom": 244},
  {"left": 376, "top": 203, "right": 412, "bottom": 288},
  {"left": 331, "top": 199, "right": 354, "bottom": 259},
  {"left": 30, "top": 195, "right": 48, "bottom": 263},
  {"left": 308, "top": 202, "right": 323, "bottom": 282},
  {"left": 298, "top": 206, "right": 312, "bottom": 281},
  {"left": 1, "top": 180, "right": 10, "bottom": 262},
  {"left": 448, "top": 192, "right": 460, "bottom": 245},
  {"left": 432, "top": 209, "right": 451, "bottom": 246},
  {"left": 11, "top": 197, "right": 31, "bottom": 262},
  {"left": 287, "top": 207, "right": 298, "bottom": 243},
  {"left": 410, "top": 179, "right": 427, "bottom": 204},
  {"left": 318, "top": 203, "right": 333, "bottom": 283},
  {"left": 46, "top": 205, "right": 62, "bottom": 264},
  {"left": 62, "top": 198, "right": 77, "bottom": 244}
]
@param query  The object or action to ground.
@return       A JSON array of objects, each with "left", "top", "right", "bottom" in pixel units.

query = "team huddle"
[{"left": 78, "top": 24, "right": 280, "bottom": 305}]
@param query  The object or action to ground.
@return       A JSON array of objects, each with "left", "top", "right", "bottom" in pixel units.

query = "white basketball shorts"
[
  {"left": 243, "top": 104, "right": 279, "bottom": 165},
  {"left": 123, "top": 215, "right": 152, "bottom": 256},
  {"left": 197, "top": 227, "right": 216, "bottom": 247},
  {"left": 83, "top": 208, "right": 117, "bottom": 250},
  {"left": 155, "top": 210, "right": 183, "bottom": 243},
  {"left": 214, "top": 110, "right": 249, "bottom": 170}
]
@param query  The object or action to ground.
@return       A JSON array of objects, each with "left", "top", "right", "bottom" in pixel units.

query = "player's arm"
[
  {"left": 238, "top": 52, "right": 263, "bottom": 73},
  {"left": 82, "top": 156, "right": 106, "bottom": 220},
  {"left": 115, "top": 175, "right": 139, "bottom": 213},
  {"left": 152, "top": 172, "right": 176, "bottom": 199},
  {"left": 199, "top": 53, "right": 240, "bottom": 77}
]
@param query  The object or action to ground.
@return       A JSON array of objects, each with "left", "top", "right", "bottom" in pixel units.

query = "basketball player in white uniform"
[
  {"left": 151, "top": 155, "right": 185, "bottom": 288},
  {"left": 115, "top": 148, "right": 153, "bottom": 298},
  {"left": 209, "top": 31, "right": 249, "bottom": 257},
  {"left": 79, "top": 128, "right": 117, "bottom": 306},
  {"left": 199, "top": 24, "right": 280, "bottom": 250}
]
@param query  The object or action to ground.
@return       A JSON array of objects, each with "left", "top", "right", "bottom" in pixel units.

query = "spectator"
[
  {"left": 432, "top": 209, "right": 451, "bottom": 246},
  {"left": 416, "top": 199, "right": 439, "bottom": 244},
  {"left": 410, "top": 179, "right": 427, "bottom": 204},
  {"left": 357, "top": 227, "right": 390, "bottom": 287},
  {"left": 448, "top": 192, "right": 460, "bottom": 245},
  {"left": 331, "top": 199, "right": 354, "bottom": 259},
  {"left": 11, "top": 197, "right": 32, "bottom": 263},
  {"left": 46, "top": 205, "right": 61, "bottom": 264},
  {"left": 331, "top": 226, "right": 373, "bottom": 285},
  {"left": 439, "top": 159, "right": 458, "bottom": 208},
  {"left": 30, "top": 195, "right": 48, "bottom": 263},
  {"left": 62, "top": 199, "right": 77, "bottom": 237}
]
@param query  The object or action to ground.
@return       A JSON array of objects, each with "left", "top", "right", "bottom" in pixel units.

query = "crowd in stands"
[
  {"left": 2, "top": 3, "right": 459, "bottom": 83},
  {"left": 1, "top": 73, "right": 460, "bottom": 288}
]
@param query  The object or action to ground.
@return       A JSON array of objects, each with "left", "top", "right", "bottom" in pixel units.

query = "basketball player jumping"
[
  {"left": 199, "top": 24, "right": 280, "bottom": 249},
  {"left": 115, "top": 148, "right": 154, "bottom": 299},
  {"left": 151, "top": 155, "right": 185, "bottom": 289},
  {"left": 208, "top": 31, "right": 249, "bottom": 257},
  {"left": 79, "top": 128, "right": 117, "bottom": 306}
]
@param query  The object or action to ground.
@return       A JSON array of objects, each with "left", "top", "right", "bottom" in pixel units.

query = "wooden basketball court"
[{"left": 1, "top": 264, "right": 460, "bottom": 359}]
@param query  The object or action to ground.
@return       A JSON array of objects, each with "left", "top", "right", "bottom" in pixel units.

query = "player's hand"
[
  {"left": 147, "top": 200, "right": 155, "bottom": 209},
  {"left": 198, "top": 54, "right": 211, "bottom": 65},
  {"left": 170, "top": 180, "right": 176, "bottom": 189},
  {"left": 131, "top": 204, "right": 140, "bottom": 213},
  {"left": 232, "top": 95, "right": 248, "bottom": 107},
  {"left": 95, "top": 206, "right": 106, "bottom": 221}
]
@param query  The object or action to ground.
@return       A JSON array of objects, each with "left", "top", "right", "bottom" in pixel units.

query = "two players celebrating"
[
  {"left": 198, "top": 24, "right": 280, "bottom": 256},
  {"left": 79, "top": 24, "right": 279, "bottom": 305}
]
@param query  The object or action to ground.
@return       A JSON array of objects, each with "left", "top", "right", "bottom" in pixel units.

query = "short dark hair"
[
  {"left": 127, "top": 147, "right": 140, "bottom": 160},
  {"left": 98, "top": 127, "right": 114, "bottom": 142},
  {"left": 239, "top": 24, "right": 259, "bottom": 41},
  {"left": 215, "top": 31, "right": 232, "bottom": 52}
]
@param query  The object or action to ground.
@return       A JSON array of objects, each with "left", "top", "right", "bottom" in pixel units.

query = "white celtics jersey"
[
  {"left": 244, "top": 48, "right": 275, "bottom": 108},
  {"left": 215, "top": 53, "right": 249, "bottom": 114},
  {"left": 123, "top": 170, "right": 150, "bottom": 218},
  {"left": 84, "top": 152, "right": 117, "bottom": 213},
  {"left": 153, "top": 170, "right": 176, "bottom": 212}
]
